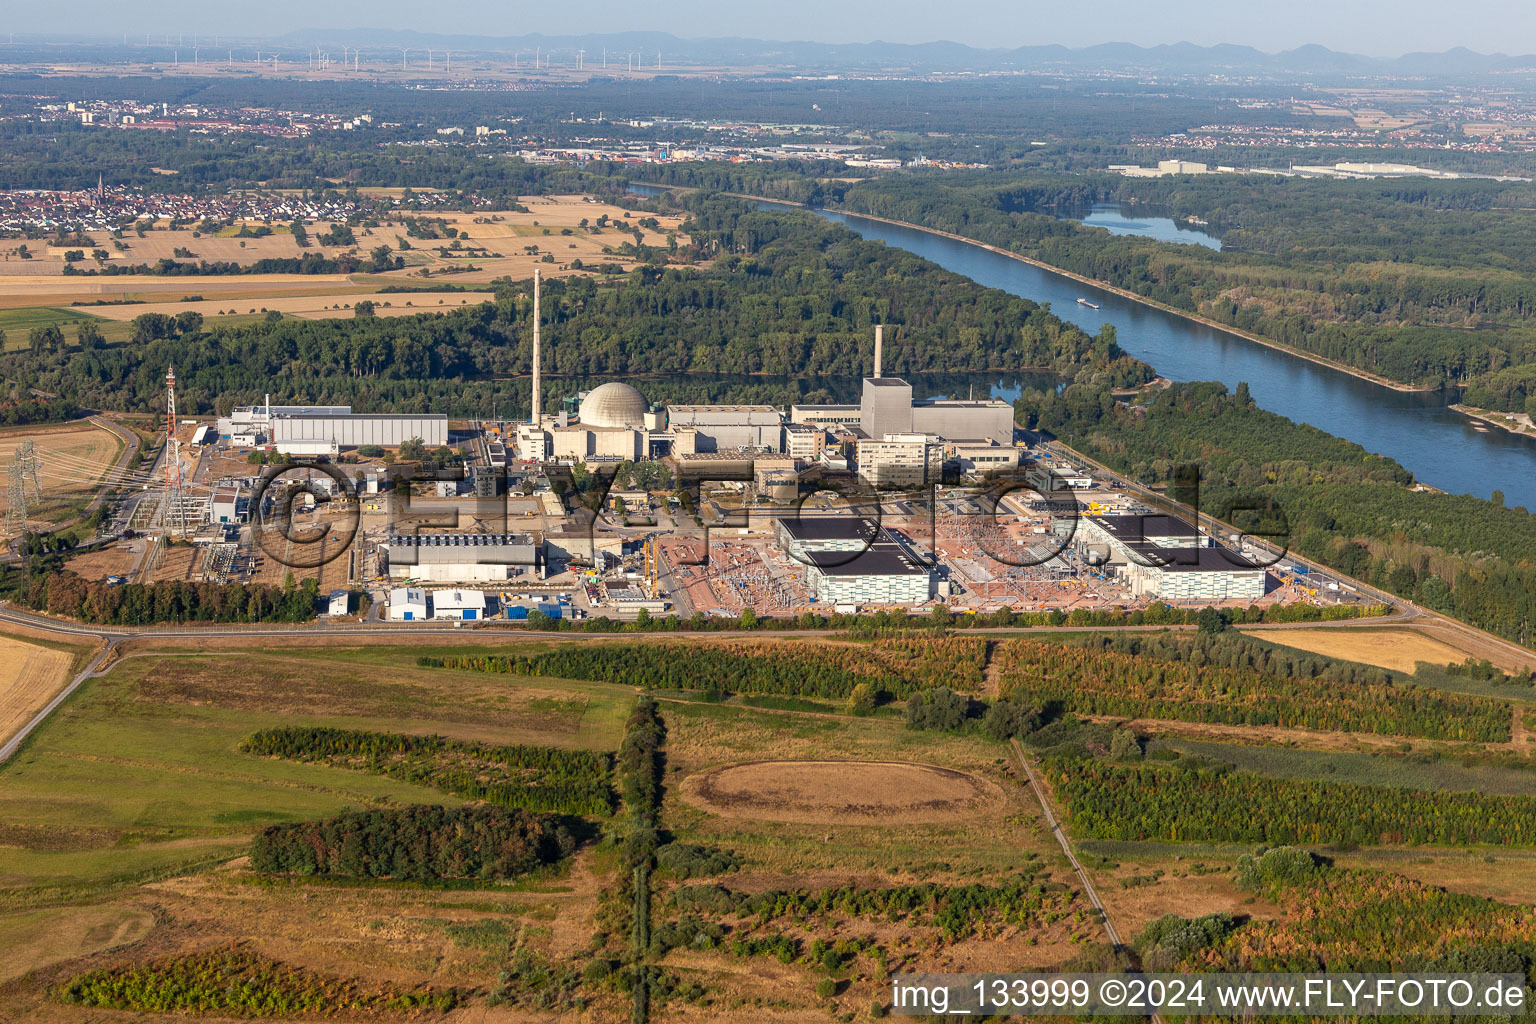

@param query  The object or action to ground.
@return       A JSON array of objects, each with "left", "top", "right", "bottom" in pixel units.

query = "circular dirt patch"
[{"left": 679, "top": 759, "right": 1003, "bottom": 825}]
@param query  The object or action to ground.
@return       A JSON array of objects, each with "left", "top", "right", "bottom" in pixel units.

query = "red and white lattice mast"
[{"left": 164, "top": 366, "right": 183, "bottom": 536}]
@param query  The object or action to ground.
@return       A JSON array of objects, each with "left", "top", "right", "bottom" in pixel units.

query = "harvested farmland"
[
  {"left": 0, "top": 634, "right": 76, "bottom": 748},
  {"left": 997, "top": 638, "right": 1510, "bottom": 741},
  {"left": 679, "top": 759, "right": 1003, "bottom": 825}
]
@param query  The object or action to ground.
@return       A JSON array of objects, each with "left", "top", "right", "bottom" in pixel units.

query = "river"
[{"left": 630, "top": 184, "right": 1536, "bottom": 506}]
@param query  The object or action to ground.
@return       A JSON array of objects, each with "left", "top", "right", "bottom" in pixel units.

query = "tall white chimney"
[
  {"left": 873, "top": 324, "right": 883, "bottom": 379},
  {"left": 531, "top": 269, "right": 541, "bottom": 425}
]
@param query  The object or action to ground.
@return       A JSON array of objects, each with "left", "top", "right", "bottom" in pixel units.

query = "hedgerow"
[
  {"left": 418, "top": 636, "right": 985, "bottom": 700},
  {"left": 1049, "top": 757, "right": 1536, "bottom": 847},
  {"left": 240, "top": 727, "right": 613, "bottom": 816},
  {"left": 57, "top": 948, "right": 459, "bottom": 1015},
  {"left": 998, "top": 639, "right": 1509, "bottom": 741}
]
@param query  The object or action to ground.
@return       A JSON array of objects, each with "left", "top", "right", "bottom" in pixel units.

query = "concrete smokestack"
[
  {"left": 531, "top": 269, "right": 541, "bottom": 425},
  {"left": 874, "top": 324, "right": 883, "bottom": 379}
]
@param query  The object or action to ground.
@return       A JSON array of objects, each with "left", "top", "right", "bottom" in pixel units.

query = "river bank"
[
  {"left": 820, "top": 208, "right": 1438, "bottom": 395},
  {"left": 1450, "top": 403, "right": 1536, "bottom": 440}
]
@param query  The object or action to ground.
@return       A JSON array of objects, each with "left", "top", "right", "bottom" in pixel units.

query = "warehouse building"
[
  {"left": 384, "top": 532, "right": 538, "bottom": 582},
  {"left": 432, "top": 589, "right": 487, "bottom": 621},
  {"left": 665, "top": 405, "right": 784, "bottom": 452},
  {"left": 387, "top": 587, "right": 430, "bottom": 621},
  {"left": 218, "top": 399, "right": 350, "bottom": 443},
  {"left": 1069, "top": 515, "right": 1268, "bottom": 602},
  {"left": 804, "top": 543, "right": 933, "bottom": 605},
  {"left": 271, "top": 413, "right": 448, "bottom": 449}
]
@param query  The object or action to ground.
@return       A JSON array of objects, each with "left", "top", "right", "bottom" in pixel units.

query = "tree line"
[{"left": 16, "top": 571, "right": 318, "bottom": 625}]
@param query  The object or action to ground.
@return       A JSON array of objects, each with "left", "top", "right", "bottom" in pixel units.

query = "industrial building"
[
  {"left": 772, "top": 511, "right": 933, "bottom": 604},
  {"left": 210, "top": 482, "right": 247, "bottom": 524},
  {"left": 432, "top": 589, "right": 487, "bottom": 620},
  {"left": 1028, "top": 461, "right": 1095, "bottom": 492},
  {"left": 1068, "top": 515, "right": 1268, "bottom": 601},
  {"left": 218, "top": 400, "right": 349, "bottom": 443},
  {"left": 271, "top": 413, "right": 448, "bottom": 449},
  {"left": 665, "top": 405, "right": 783, "bottom": 452},
  {"left": 217, "top": 398, "right": 448, "bottom": 450},
  {"left": 543, "top": 382, "right": 651, "bottom": 462},
  {"left": 788, "top": 328, "right": 1013, "bottom": 444},
  {"left": 784, "top": 423, "right": 826, "bottom": 461},
  {"left": 753, "top": 456, "right": 800, "bottom": 502},
  {"left": 384, "top": 532, "right": 538, "bottom": 582},
  {"left": 804, "top": 543, "right": 933, "bottom": 605},
  {"left": 855, "top": 433, "right": 944, "bottom": 489},
  {"left": 327, "top": 589, "right": 350, "bottom": 616},
  {"left": 774, "top": 515, "right": 883, "bottom": 561},
  {"left": 275, "top": 438, "right": 340, "bottom": 458},
  {"left": 950, "top": 440, "right": 1021, "bottom": 478},
  {"left": 387, "top": 587, "right": 430, "bottom": 621}
]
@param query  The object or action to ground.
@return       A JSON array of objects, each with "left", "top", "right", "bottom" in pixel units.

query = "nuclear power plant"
[{"left": 512, "top": 322, "right": 1017, "bottom": 488}]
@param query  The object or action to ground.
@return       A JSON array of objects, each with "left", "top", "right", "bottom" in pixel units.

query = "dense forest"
[
  {"left": 0, "top": 195, "right": 1144, "bottom": 418},
  {"left": 1026, "top": 379, "right": 1536, "bottom": 648},
  {"left": 250, "top": 804, "right": 575, "bottom": 881}
]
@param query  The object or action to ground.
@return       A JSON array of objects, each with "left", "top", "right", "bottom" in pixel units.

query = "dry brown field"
[
  {"left": 0, "top": 421, "right": 122, "bottom": 525},
  {"left": 85, "top": 291, "right": 495, "bottom": 321},
  {"left": 679, "top": 759, "right": 1005, "bottom": 825},
  {"left": 1259, "top": 626, "right": 1473, "bottom": 673},
  {"left": 0, "top": 635, "right": 78, "bottom": 750}
]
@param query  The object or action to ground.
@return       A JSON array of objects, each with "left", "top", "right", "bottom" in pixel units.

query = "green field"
[
  {"left": 0, "top": 644, "right": 636, "bottom": 906},
  {"left": 0, "top": 307, "right": 112, "bottom": 350}
]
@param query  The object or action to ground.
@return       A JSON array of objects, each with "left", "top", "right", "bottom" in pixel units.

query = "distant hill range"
[{"left": 267, "top": 31, "right": 1536, "bottom": 78}]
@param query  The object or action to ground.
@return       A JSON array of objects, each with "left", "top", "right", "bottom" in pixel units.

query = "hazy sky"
[{"left": 10, "top": 0, "right": 1535, "bottom": 58}]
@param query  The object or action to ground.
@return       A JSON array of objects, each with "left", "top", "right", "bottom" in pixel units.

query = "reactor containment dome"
[{"left": 579, "top": 382, "right": 649, "bottom": 429}]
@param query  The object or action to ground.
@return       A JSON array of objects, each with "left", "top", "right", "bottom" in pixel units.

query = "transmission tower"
[
  {"left": 6, "top": 439, "right": 42, "bottom": 534},
  {"left": 163, "top": 366, "right": 184, "bottom": 536}
]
